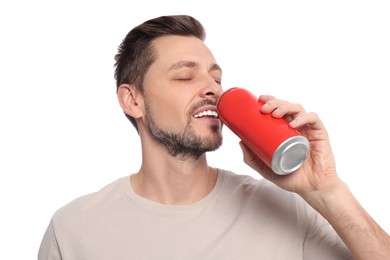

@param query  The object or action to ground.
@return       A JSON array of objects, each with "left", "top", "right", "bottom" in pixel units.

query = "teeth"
[{"left": 194, "top": 110, "right": 219, "bottom": 118}]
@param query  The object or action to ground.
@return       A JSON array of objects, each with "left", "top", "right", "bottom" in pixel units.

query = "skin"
[{"left": 118, "top": 35, "right": 390, "bottom": 259}]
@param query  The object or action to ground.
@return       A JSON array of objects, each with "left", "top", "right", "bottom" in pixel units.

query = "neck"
[{"left": 131, "top": 148, "right": 218, "bottom": 205}]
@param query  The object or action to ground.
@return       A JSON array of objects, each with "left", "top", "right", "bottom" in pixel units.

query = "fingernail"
[{"left": 289, "top": 119, "right": 297, "bottom": 127}]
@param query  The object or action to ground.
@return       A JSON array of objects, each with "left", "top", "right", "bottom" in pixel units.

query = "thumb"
[
  {"left": 239, "top": 141, "right": 268, "bottom": 173},
  {"left": 239, "top": 141, "right": 279, "bottom": 182}
]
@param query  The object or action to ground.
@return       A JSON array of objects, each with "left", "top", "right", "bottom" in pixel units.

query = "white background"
[{"left": 1, "top": 0, "right": 389, "bottom": 259}]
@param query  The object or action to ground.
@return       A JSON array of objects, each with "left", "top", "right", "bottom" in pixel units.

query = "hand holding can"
[{"left": 217, "top": 87, "right": 309, "bottom": 175}]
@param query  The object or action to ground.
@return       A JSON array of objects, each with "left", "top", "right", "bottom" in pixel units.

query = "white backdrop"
[{"left": 1, "top": 0, "right": 389, "bottom": 259}]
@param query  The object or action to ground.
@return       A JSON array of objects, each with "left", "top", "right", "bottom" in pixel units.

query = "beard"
[{"left": 144, "top": 100, "right": 223, "bottom": 161}]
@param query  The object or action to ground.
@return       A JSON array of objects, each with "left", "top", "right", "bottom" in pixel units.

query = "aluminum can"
[{"left": 217, "top": 87, "right": 309, "bottom": 175}]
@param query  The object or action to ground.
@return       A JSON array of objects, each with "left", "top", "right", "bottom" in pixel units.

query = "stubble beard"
[{"left": 144, "top": 103, "right": 223, "bottom": 161}]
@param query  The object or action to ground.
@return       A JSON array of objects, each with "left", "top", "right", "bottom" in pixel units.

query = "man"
[{"left": 38, "top": 15, "right": 390, "bottom": 259}]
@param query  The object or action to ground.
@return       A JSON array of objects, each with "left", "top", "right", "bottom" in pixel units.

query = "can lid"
[{"left": 272, "top": 136, "right": 309, "bottom": 175}]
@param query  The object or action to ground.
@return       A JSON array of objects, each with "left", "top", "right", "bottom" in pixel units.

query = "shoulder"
[
  {"left": 220, "top": 169, "right": 290, "bottom": 197},
  {"left": 219, "top": 169, "right": 330, "bottom": 231},
  {"left": 219, "top": 169, "right": 316, "bottom": 217},
  {"left": 51, "top": 176, "right": 130, "bottom": 226}
]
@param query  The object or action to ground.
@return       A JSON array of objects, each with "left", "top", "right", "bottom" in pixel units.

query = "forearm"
[{"left": 302, "top": 181, "right": 390, "bottom": 260}]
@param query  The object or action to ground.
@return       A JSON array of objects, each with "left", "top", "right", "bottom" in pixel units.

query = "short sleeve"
[
  {"left": 38, "top": 220, "right": 62, "bottom": 260},
  {"left": 303, "top": 212, "right": 353, "bottom": 260}
]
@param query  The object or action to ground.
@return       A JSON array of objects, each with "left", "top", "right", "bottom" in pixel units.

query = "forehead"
[{"left": 150, "top": 35, "right": 218, "bottom": 70}]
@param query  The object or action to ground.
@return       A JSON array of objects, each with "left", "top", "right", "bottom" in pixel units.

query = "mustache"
[{"left": 188, "top": 99, "right": 217, "bottom": 116}]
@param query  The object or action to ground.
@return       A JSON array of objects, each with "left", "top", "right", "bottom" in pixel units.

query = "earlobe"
[{"left": 117, "top": 84, "right": 143, "bottom": 119}]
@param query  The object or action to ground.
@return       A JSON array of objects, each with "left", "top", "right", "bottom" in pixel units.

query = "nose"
[{"left": 200, "top": 78, "right": 223, "bottom": 100}]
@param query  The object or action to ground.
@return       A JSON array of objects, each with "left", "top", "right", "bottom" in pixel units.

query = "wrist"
[{"left": 300, "top": 179, "right": 352, "bottom": 220}]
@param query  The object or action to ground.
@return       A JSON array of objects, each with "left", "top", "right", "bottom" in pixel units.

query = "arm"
[
  {"left": 240, "top": 95, "right": 390, "bottom": 260},
  {"left": 303, "top": 179, "right": 390, "bottom": 260}
]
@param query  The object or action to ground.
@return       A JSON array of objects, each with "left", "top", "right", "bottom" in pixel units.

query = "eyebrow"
[{"left": 167, "top": 61, "right": 222, "bottom": 74}]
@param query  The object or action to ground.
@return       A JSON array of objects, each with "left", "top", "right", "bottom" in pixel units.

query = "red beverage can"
[{"left": 217, "top": 87, "right": 309, "bottom": 175}]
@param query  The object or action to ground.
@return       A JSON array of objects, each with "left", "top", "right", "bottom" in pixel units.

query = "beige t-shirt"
[{"left": 38, "top": 170, "right": 352, "bottom": 259}]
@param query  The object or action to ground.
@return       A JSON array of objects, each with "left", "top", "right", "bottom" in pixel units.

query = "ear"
[{"left": 117, "top": 84, "right": 144, "bottom": 119}]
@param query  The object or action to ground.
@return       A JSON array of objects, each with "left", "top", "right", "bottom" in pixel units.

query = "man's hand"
[{"left": 239, "top": 95, "right": 341, "bottom": 196}]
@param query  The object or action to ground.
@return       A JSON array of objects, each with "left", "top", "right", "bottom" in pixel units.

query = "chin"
[{"left": 203, "top": 134, "right": 223, "bottom": 151}]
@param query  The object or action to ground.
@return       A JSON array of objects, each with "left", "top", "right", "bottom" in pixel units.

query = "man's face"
[{"left": 141, "top": 35, "right": 223, "bottom": 160}]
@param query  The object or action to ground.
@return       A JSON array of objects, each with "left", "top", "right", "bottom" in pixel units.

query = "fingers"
[
  {"left": 260, "top": 96, "right": 304, "bottom": 118},
  {"left": 289, "top": 111, "right": 325, "bottom": 131},
  {"left": 259, "top": 95, "right": 325, "bottom": 131}
]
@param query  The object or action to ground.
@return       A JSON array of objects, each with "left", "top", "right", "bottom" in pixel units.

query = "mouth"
[{"left": 193, "top": 110, "right": 219, "bottom": 119}]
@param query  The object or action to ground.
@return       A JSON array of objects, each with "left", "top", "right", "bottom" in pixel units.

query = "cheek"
[{"left": 147, "top": 96, "right": 189, "bottom": 130}]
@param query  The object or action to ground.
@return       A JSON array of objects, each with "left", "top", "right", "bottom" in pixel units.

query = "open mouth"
[{"left": 193, "top": 110, "right": 219, "bottom": 119}]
